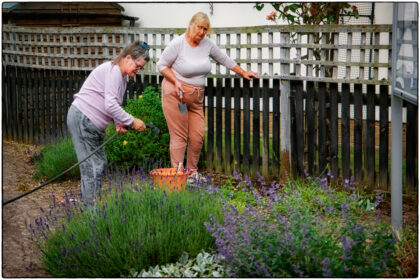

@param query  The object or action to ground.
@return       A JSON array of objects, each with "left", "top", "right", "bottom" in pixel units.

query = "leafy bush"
[
  {"left": 218, "top": 174, "right": 257, "bottom": 211},
  {"left": 32, "top": 134, "right": 79, "bottom": 181},
  {"left": 274, "top": 175, "right": 381, "bottom": 217},
  {"left": 31, "top": 178, "right": 224, "bottom": 277},
  {"left": 105, "top": 86, "right": 170, "bottom": 170},
  {"left": 205, "top": 176, "right": 398, "bottom": 277},
  {"left": 129, "top": 251, "right": 226, "bottom": 277}
]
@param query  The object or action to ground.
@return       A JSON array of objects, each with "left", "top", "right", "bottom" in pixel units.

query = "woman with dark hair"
[
  {"left": 157, "top": 12, "right": 258, "bottom": 183},
  {"left": 67, "top": 41, "right": 150, "bottom": 206}
]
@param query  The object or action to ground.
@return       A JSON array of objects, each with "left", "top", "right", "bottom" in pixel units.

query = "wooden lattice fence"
[{"left": 2, "top": 24, "right": 417, "bottom": 191}]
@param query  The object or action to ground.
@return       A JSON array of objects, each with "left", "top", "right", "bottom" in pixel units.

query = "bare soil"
[{"left": 2, "top": 140, "right": 80, "bottom": 277}]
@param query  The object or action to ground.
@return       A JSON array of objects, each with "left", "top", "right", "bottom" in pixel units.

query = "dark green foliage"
[{"left": 105, "top": 86, "right": 170, "bottom": 169}]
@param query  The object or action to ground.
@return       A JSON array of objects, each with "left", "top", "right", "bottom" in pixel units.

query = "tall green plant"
[
  {"left": 105, "top": 86, "right": 170, "bottom": 170},
  {"left": 33, "top": 135, "right": 79, "bottom": 180}
]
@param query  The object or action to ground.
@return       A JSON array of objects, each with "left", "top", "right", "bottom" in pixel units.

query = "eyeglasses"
[
  {"left": 132, "top": 59, "right": 144, "bottom": 71},
  {"left": 139, "top": 41, "right": 150, "bottom": 50}
]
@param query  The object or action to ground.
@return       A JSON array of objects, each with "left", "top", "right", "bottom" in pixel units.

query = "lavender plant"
[
  {"left": 30, "top": 175, "right": 223, "bottom": 277},
  {"left": 205, "top": 175, "right": 397, "bottom": 277}
]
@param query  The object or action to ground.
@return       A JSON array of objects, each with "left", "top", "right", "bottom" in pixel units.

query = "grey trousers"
[{"left": 67, "top": 105, "right": 107, "bottom": 206}]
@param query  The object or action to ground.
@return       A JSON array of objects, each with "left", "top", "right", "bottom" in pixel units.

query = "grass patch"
[{"left": 32, "top": 134, "right": 79, "bottom": 181}]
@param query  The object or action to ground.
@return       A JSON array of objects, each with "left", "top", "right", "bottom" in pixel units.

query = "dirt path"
[{"left": 2, "top": 141, "right": 80, "bottom": 277}]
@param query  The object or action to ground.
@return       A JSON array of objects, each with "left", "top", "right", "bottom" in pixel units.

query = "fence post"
[
  {"left": 280, "top": 32, "right": 291, "bottom": 179},
  {"left": 102, "top": 33, "right": 109, "bottom": 61}
]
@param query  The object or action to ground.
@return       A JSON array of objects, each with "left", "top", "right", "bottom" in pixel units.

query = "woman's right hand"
[
  {"left": 160, "top": 68, "right": 184, "bottom": 98},
  {"left": 115, "top": 123, "right": 128, "bottom": 134},
  {"left": 174, "top": 80, "right": 184, "bottom": 99},
  {"left": 131, "top": 118, "right": 146, "bottom": 131}
]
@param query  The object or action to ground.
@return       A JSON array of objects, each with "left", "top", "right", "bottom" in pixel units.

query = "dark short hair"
[{"left": 113, "top": 41, "right": 150, "bottom": 65}]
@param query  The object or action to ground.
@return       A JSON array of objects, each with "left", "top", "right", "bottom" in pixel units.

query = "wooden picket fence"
[
  {"left": 3, "top": 66, "right": 417, "bottom": 192},
  {"left": 203, "top": 77, "right": 417, "bottom": 193},
  {"left": 2, "top": 66, "right": 160, "bottom": 143}
]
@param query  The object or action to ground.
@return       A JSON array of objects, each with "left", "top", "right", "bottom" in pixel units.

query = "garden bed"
[{"left": 2, "top": 140, "right": 418, "bottom": 277}]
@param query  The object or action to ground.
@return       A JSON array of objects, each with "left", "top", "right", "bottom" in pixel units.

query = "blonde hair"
[
  {"left": 112, "top": 40, "right": 150, "bottom": 65},
  {"left": 186, "top": 12, "right": 211, "bottom": 37}
]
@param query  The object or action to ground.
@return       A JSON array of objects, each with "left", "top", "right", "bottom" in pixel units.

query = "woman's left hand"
[{"left": 242, "top": 71, "right": 259, "bottom": 80}]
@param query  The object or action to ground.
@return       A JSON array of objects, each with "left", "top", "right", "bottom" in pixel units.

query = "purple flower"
[
  {"left": 60, "top": 248, "right": 66, "bottom": 257},
  {"left": 321, "top": 257, "right": 332, "bottom": 277},
  {"left": 343, "top": 178, "right": 350, "bottom": 189},
  {"left": 240, "top": 175, "right": 252, "bottom": 187},
  {"left": 373, "top": 192, "right": 384, "bottom": 209},
  {"left": 313, "top": 196, "right": 325, "bottom": 206},
  {"left": 326, "top": 171, "right": 334, "bottom": 179},
  {"left": 322, "top": 205, "right": 334, "bottom": 212},
  {"left": 292, "top": 264, "right": 304, "bottom": 277},
  {"left": 341, "top": 235, "right": 353, "bottom": 258},
  {"left": 316, "top": 177, "right": 329, "bottom": 190},
  {"left": 256, "top": 171, "right": 266, "bottom": 186},
  {"left": 341, "top": 202, "right": 350, "bottom": 216},
  {"left": 232, "top": 170, "right": 242, "bottom": 181},
  {"left": 354, "top": 225, "right": 364, "bottom": 233}
]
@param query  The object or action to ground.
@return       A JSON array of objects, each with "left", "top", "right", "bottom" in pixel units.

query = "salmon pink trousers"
[{"left": 161, "top": 78, "right": 205, "bottom": 173}]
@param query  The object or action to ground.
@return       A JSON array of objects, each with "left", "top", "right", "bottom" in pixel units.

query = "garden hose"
[{"left": 2, "top": 123, "right": 160, "bottom": 206}]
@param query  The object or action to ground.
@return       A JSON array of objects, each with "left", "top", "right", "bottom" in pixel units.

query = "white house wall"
[
  {"left": 120, "top": 3, "right": 276, "bottom": 28},
  {"left": 119, "top": 2, "right": 393, "bottom": 28}
]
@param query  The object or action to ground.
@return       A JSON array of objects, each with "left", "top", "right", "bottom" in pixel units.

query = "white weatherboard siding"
[
  {"left": 120, "top": 3, "right": 275, "bottom": 28},
  {"left": 119, "top": 2, "right": 393, "bottom": 28}
]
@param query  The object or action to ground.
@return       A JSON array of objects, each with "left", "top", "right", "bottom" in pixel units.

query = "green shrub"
[
  {"left": 33, "top": 134, "right": 79, "bottom": 181},
  {"left": 274, "top": 177, "right": 378, "bottom": 217},
  {"left": 105, "top": 86, "right": 170, "bottom": 170},
  {"left": 129, "top": 251, "right": 226, "bottom": 277},
  {"left": 32, "top": 181, "right": 224, "bottom": 277},
  {"left": 218, "top": 180, "right": 257, "bottom": 211}
]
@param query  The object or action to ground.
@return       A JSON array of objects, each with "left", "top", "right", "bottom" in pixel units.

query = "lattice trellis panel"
[{"left": 2, "top": 24, "right": 392, "bottom": 84}]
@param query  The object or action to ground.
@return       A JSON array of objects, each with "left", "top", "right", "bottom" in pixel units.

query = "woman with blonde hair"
[
  {"left": 67, "top": 41, "right": 150, "bottom": 206},
  {"left": 157, "top": 12, "right": 258, "bottom": 183}
]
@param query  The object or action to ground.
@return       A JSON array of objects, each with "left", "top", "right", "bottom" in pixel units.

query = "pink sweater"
[
  {"left": 72, "top": 61, "right": 134, "bottom": 131},
  {"left": 157, "top": 34, "right": 237, "bottom": 86}
]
